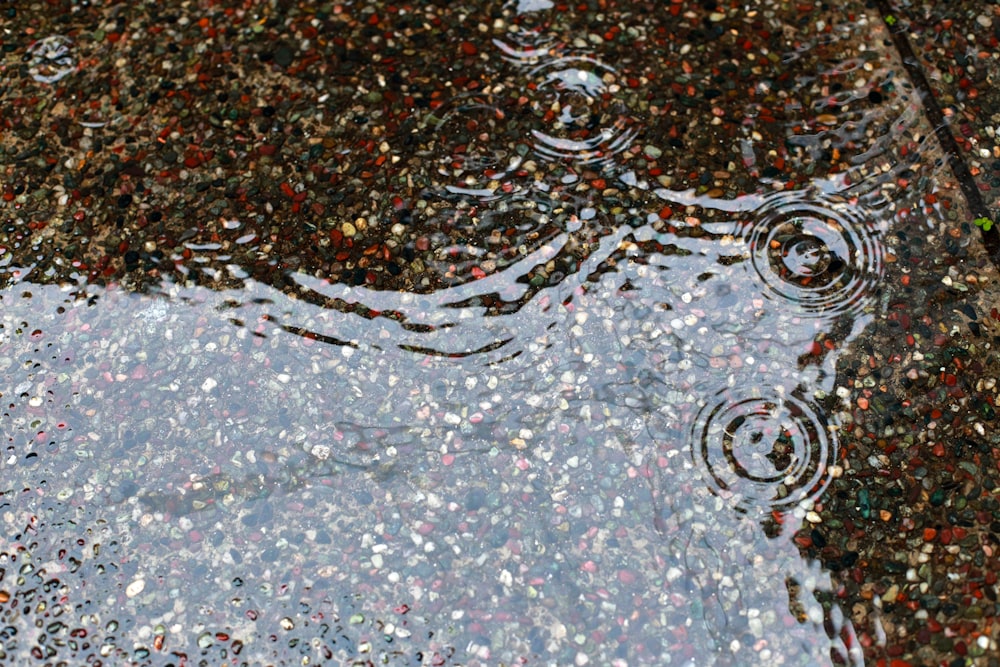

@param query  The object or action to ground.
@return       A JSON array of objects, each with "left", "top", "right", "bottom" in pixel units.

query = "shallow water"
[
  {"left": 2, "top": 264, "right": 864, "bottom": 665},
  {"left": 0, "top": 0, "right": 960, "bottom": 664}
]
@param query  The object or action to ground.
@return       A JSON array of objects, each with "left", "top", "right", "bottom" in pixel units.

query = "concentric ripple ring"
[
  {"left": 690, "top": 386, "right": 836, "bottom": 513},
  {"left": 743, "top": 190, "right": 885, "bottom": 319},
  {"left": 525, "top": 56, "right": 637, "bottom": 165},
  {"left": 422, "top": 93, "right": 515, "bottom": 191}
]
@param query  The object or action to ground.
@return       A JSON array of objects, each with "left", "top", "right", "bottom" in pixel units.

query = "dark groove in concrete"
[{"left": 872, "top": 0, "right": 1000, "bottom": 266}]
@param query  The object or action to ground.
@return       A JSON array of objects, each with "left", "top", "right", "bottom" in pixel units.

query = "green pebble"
[
  {"left": 964, "top": 605, "right": 984, "bottom": 619},
  {"left": 934, "top": 637, "right": 954, "bottom": 652},
  {"left": 858, "top": 488, "right": 870, "bottom": 519}
]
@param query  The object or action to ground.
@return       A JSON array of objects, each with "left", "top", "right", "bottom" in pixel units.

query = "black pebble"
[
  {"left": 810, "top": 528, "right": 826, "bottom": 548},
  {"left": 117, "top": 194, "right": 133, "bottom": 208},
  {"left": 465, "top": 487, "right": 487, "bottom": 511},
  {"left": 109, "top": 480, "right": 139, "bottom": 503},
  {"left": 274, "top": 44, "right": 294, "bottom": 68},
  {"left": 490, "top": 528, "right": 508, "bottom": 548}
]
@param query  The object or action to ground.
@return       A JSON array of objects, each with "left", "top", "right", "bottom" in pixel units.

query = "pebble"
[
  {"left": 5, "top": 3, "right": 997, "bottom": 667},
  {"left": 126, "top": 579, "right": 145, "bottom": 598}
]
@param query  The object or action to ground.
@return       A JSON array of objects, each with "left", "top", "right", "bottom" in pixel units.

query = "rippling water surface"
[{"left": 0, "top": 0, "right": 950, "bottom": 664}]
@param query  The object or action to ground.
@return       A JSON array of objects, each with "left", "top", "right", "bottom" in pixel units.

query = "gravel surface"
[{"left": 2, "top": 1, "right": 1000, "bottom": 665}]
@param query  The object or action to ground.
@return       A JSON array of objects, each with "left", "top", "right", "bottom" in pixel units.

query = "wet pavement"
[{"left": 2, "top": 1, "right": 1000, "bottom": 665}]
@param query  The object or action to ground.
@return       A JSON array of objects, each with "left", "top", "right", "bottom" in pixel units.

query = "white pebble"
[{"left": 126, "top": 579, "right": 145, "bottom": 598}]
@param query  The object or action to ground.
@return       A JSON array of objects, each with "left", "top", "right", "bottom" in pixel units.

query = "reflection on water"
[{"left": 0, "top": 0, "right": 940, "bottom": 665}]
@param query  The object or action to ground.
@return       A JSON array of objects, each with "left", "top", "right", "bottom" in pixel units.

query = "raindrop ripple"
[
  {"left": 525, "top": 56, "right": 637, "bottom": 165},
  {"left": 690, "top": 385, "right": 837, "bottom": 514},
  {"left": 743, "top": 190, "right": 885, "bottom": 319}
]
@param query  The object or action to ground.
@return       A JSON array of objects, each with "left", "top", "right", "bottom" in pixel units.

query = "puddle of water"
[
  {"left": 1, "top": 267, "right": 862, "bottom": 665},
  {"left": 0, "top": 1, "right": 952, "bottom": 665}
]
